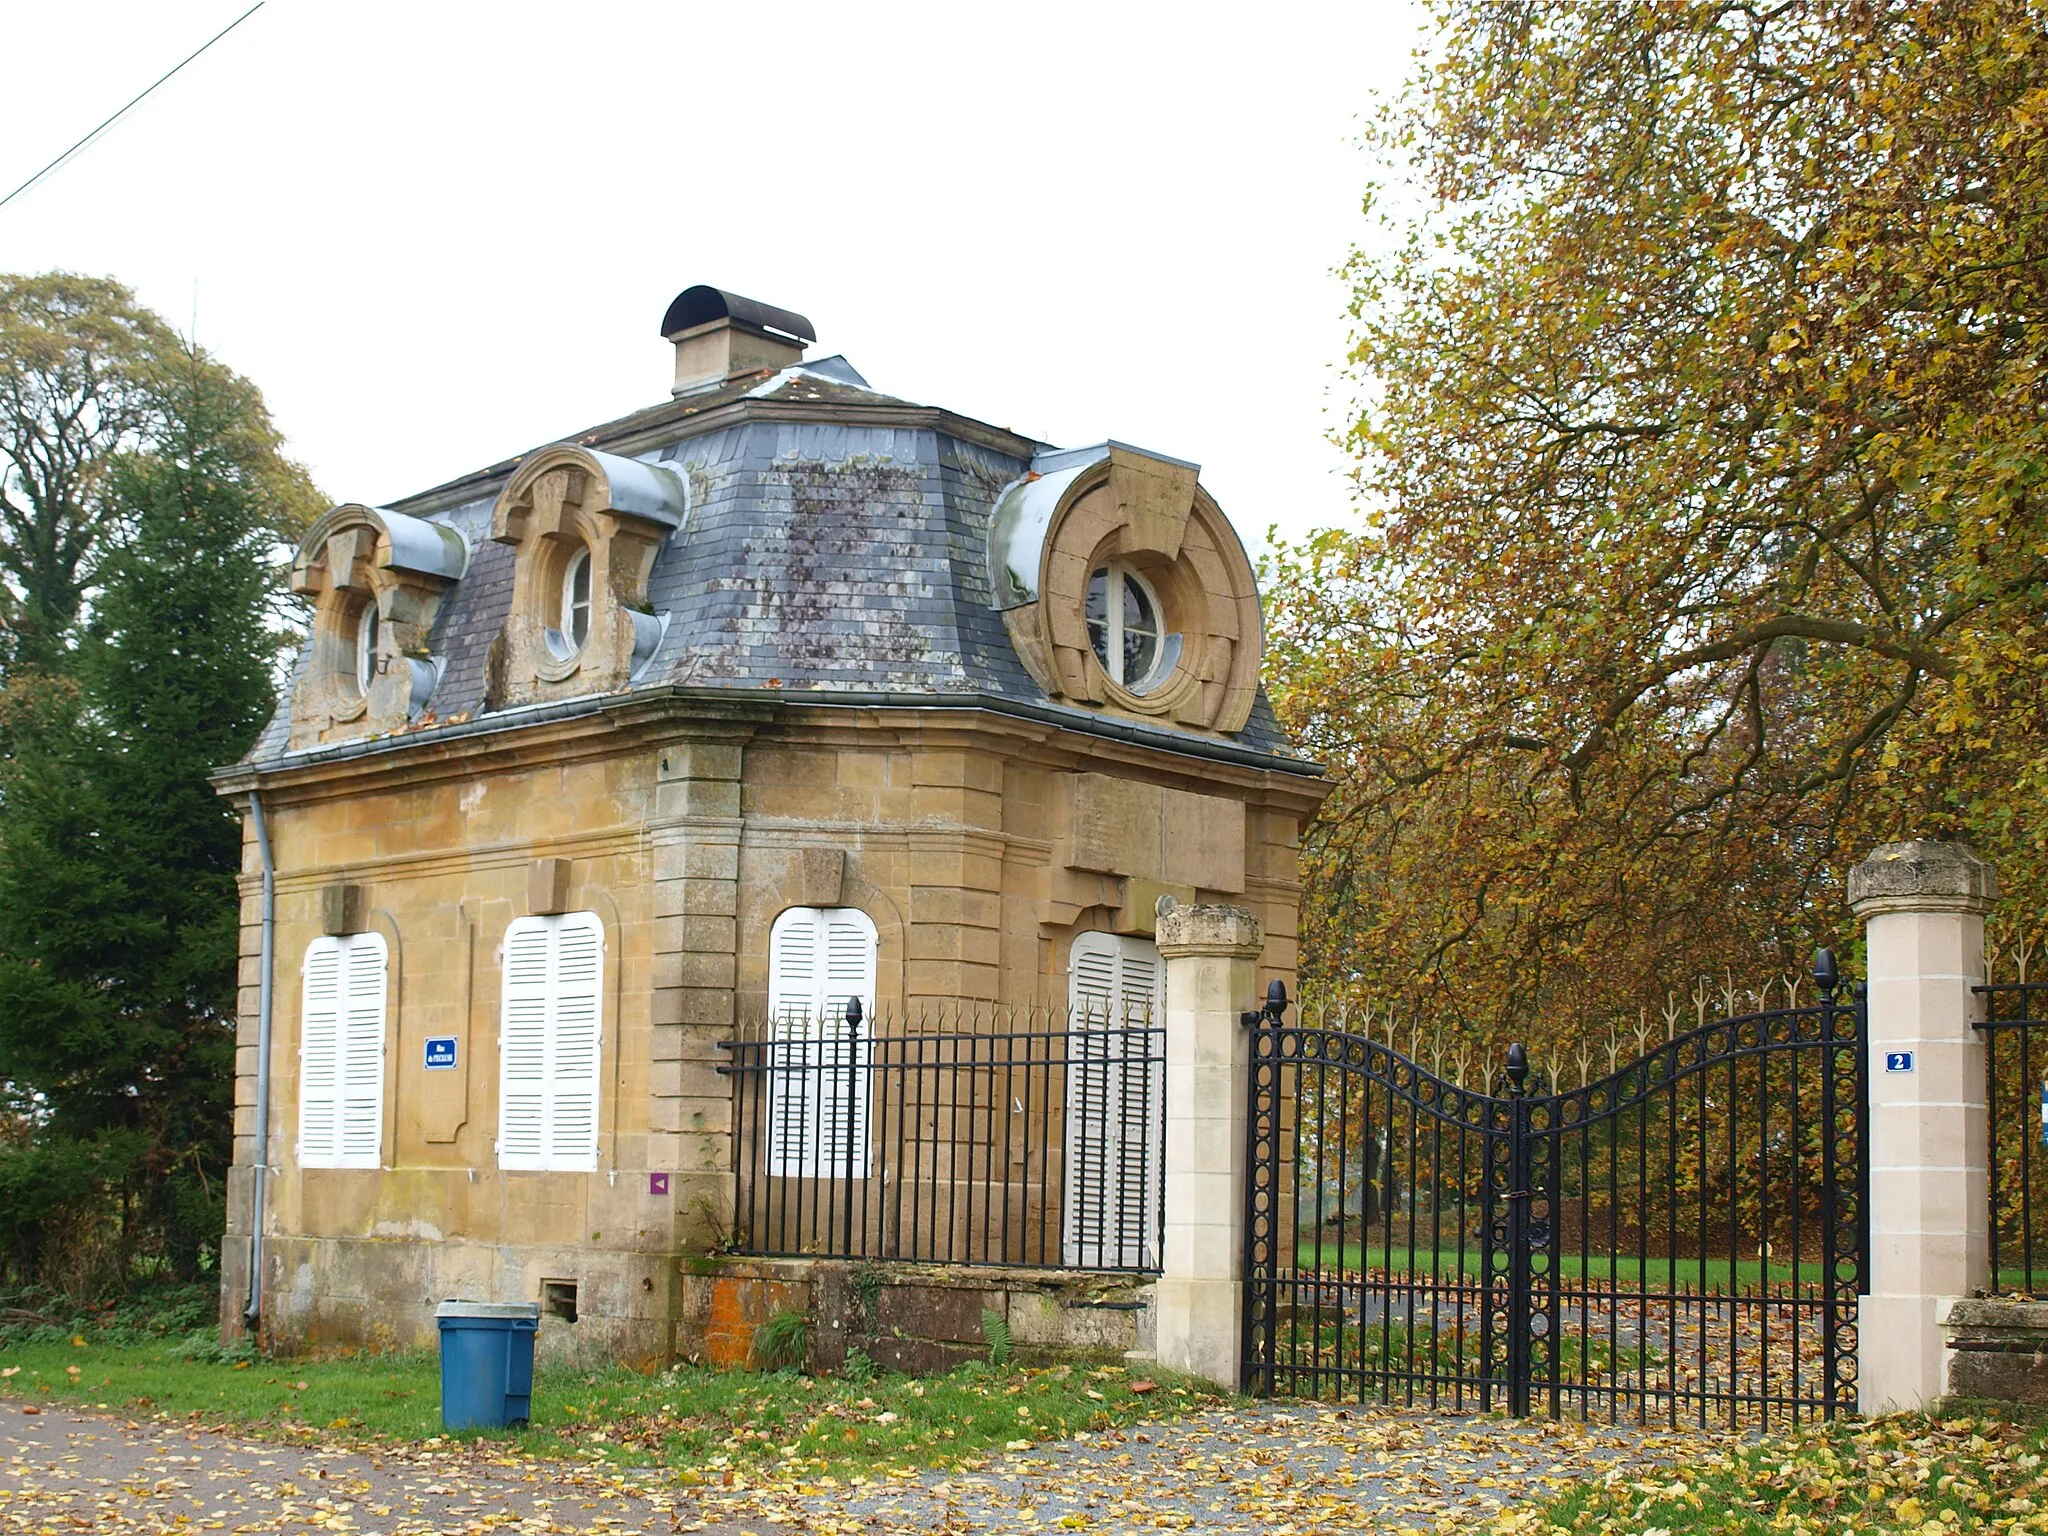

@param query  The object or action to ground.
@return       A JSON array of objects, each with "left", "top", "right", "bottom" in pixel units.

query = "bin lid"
[{"left": 436, "top": 1300, "right": 542, "bottom": 1320}]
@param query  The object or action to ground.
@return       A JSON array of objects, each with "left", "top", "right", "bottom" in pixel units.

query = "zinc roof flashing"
[{"left": 744, "top": 358, "right": 877, "bottom": 399}]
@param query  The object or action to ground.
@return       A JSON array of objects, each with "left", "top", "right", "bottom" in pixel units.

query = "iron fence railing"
[
  {"left": 1975, "top": 978, "right": 2048, "bottom": 1293},
  {"left": 719, "top": 1001, "right": 1164, "bottom": 1272}
]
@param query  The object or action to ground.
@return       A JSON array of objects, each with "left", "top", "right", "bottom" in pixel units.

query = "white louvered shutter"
[
  {"left": 765, "top": 908, "right": 819, "bottom": 1177},
  {"left": 548, "top": 914, "right": 604, "bottom": 1170},
  {"left": 815, "top": 910, "right": 876, "bottom": 1178},
  {"left": 765, "top": 907, "right": 876, "bottom": 1178},
  {"left": 1112, "top": 941, "right": 1163, "bottom": 1267},
  {"left": 298, "top": 940, "right": 343, "bottom": 1166},
  {"left": 299, "top": 934, "right": 387, "bottom": 1170},
  {"left": 338, "top": 935, "right": 389, "bottom": 1166},
  {"left": 498, "top": 913, "right": 604, "bottom": 1172},
  {"left": 1063, "top": 931, "right": 1165, "bottom": 1269},
  {"left": 1070, "top": 934, "right": 1118, "bottom": 1024},
  {"left": 498, "top": 919, "right": 551, "bottom": 1168}
]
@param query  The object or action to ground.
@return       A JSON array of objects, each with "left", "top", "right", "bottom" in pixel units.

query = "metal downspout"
[{"left": 245, "top": 789, "right": 276, "bottom": 1328}]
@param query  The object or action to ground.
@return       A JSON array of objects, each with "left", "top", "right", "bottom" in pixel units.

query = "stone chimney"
[{"left": 661, "top": 285, "right": 815, "bottom": 396}]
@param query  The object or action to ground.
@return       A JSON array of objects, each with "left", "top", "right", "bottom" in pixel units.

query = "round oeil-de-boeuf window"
[
  {"left": 553, "top": 545, "right": 592, "bottom": 658},
  {"left": 1085, "top": 561, "right": 1168, "bottom": 692},
  {"left": 352, "top": 602, "right": 379, "bottom": 697}
]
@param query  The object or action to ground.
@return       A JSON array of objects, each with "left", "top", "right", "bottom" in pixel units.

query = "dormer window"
[
  {"left": 287, "top": 503, "right": 466, "bottom": 748},
  {"left": 488, "top": 445, "right": 686, "bottom": 708},
  {"left": 1086, "top": 562, "right": 1169, "bottom": 692},
  {"left": 353, "top": 603, "right": 380, "bottom": 698},
  {"left": 554, "top": 546, "right": 592, "bottom": 659},
  {"left": 984, "top": 444, "right": 1264, "bottom": 733}
]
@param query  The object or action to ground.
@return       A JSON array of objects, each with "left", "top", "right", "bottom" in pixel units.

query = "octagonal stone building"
[{"left": 215, "top": 287, "right": 1328, "bottom": 1363}]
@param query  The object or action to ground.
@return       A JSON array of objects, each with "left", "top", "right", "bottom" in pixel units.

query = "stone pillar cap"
[
  {"left": 1155, "top": 901, "right": 1263, "bottom": 958},
  {"left": 1848, "top": 839, "right": 1998, "bottom": 917}
]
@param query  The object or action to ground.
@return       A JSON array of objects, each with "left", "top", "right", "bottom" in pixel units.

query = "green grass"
[
  {"left": 1293, "top": 1240, "right": 1824, "bottom": 1288},
  {"left": 1277, "top": 1317, "right": 1665, "bottom": 1386},
  {"left": 1536, "top": 1411, "right": 2048, "bottom": 1535},
  {"left": 0, "top": 1329, "right": 1218, "bottom": 1482}
]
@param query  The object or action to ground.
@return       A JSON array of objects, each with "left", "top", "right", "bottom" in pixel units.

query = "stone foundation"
[
  {"left": 248, "top": 1232, "right": 676, "bottom": 1369},
  {"left": 231, "top": 1236, "right": 1153, "bottom": 1378},
  {"left": 678, "top": 1257, "right": 1152, "bottom": 1374},
  {"left": 1941, "top": 1298, "right": 2048, "bottom": 1405}
]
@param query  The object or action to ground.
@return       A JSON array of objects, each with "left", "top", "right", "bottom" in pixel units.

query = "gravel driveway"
[
  {"left": 0, "top": 1404, "right": 686, "bottom": 1534},
  {"left": 0, "top": 1397, "right": 1703, "bottom": 1534}
]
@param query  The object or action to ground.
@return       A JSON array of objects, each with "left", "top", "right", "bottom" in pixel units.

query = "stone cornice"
[
  {"left": 756, "top": 699, "right": 1329, "bottom": 809},
  {"left": 214, "top": 688, "right": 1329, "bottom": 816},
  {"left": 1849, "top": 839, "right": 1998, "bottom": 918},
  {"left": 211, "top": 693, "right": 772, "bottom": 805},
  {"left": 1156, "top": 902, "right": 1264, "bottom": 959},
  {"left": 1851, "top": 892, "right": 1996, "bottom": 919}
]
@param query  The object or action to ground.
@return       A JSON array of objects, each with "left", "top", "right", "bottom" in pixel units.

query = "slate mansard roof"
[{"left": 245, "top": 356, "right": 1307, "bottom": 773}]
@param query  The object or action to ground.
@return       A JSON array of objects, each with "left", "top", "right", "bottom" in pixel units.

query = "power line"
[{"left": 0, "top": 3, "right": 266, "bottom": 216}]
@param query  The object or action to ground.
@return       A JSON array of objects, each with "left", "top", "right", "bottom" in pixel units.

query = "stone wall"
[
  {"left": 218, "top": 695, "right": 1321, "bottom": 1363},
  {"left": 221, "top": 718, "right": 678, "bottom": 1365},
  {"left": 678, "top": 1257, "right": 1151, "bottom": 1374}
]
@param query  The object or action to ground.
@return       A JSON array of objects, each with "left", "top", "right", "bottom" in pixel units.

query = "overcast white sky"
[{"left": 0, "top": 1, "right": 1419, "bottom": 553}]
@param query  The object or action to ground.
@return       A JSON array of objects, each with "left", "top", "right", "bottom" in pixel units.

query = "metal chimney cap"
[{"left": 661, "top": 286, "right": 815, "bottom": 345}]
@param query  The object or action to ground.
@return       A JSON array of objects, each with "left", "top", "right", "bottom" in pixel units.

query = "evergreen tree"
[{"left": 0, "top": 356, "right": 282, "bottom": 1288}]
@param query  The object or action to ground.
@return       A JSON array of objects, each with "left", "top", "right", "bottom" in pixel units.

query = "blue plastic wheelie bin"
[{"left": 435, "top": 1301, "right": 540, "bottom": 1431}]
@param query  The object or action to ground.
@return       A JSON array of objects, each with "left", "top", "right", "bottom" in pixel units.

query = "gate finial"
[
  {"left": 1505, "top": 1041, "right": 1529, "bottom": 1095},
  {"left": 1813, "top": 948, "right": 1838, "bottom": 997}
]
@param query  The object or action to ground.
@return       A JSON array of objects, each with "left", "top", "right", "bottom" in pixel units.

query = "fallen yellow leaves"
[
  {"left": 1550, "top": 1413, "right": 2048, "bottom": 1536},
  {"left": 690, "top": 1399, "right": 1681, "bottom": 1533},
  {"left": 38, "top": 1381, "right": 2032, "bottom": 1535}
]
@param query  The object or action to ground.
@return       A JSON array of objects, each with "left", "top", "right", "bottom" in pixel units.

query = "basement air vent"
[{"left": 541, "top": 1279, "right": 579, "bottom": 1324}]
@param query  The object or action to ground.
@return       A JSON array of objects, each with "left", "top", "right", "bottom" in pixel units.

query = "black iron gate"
[{"left": 1243, "top": 952, "right": 1867, "bottom": 1425}]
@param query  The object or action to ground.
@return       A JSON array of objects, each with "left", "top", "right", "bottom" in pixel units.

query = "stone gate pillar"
[
  {"left": 1850, "top": 839, "right": 1998, "bottom": 1413},
  {"left": 1154, "top": 902, "right": 1263, "bottom": 1391}
]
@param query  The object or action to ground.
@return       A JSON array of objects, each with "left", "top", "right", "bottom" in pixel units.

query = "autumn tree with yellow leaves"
[{"left": 1270, "top": 0, "right": 2048, "bottom": 1047}]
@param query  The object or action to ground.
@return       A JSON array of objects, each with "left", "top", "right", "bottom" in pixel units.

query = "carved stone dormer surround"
[
  {"left": 288, "top": 503, "right": 468, "bottom": 748},
  {"left": 988, "top": 443, "right": 1263, "bottom": 734},
  {"left": 487, "top": 444, "right": 687, "bottom": 707}
]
